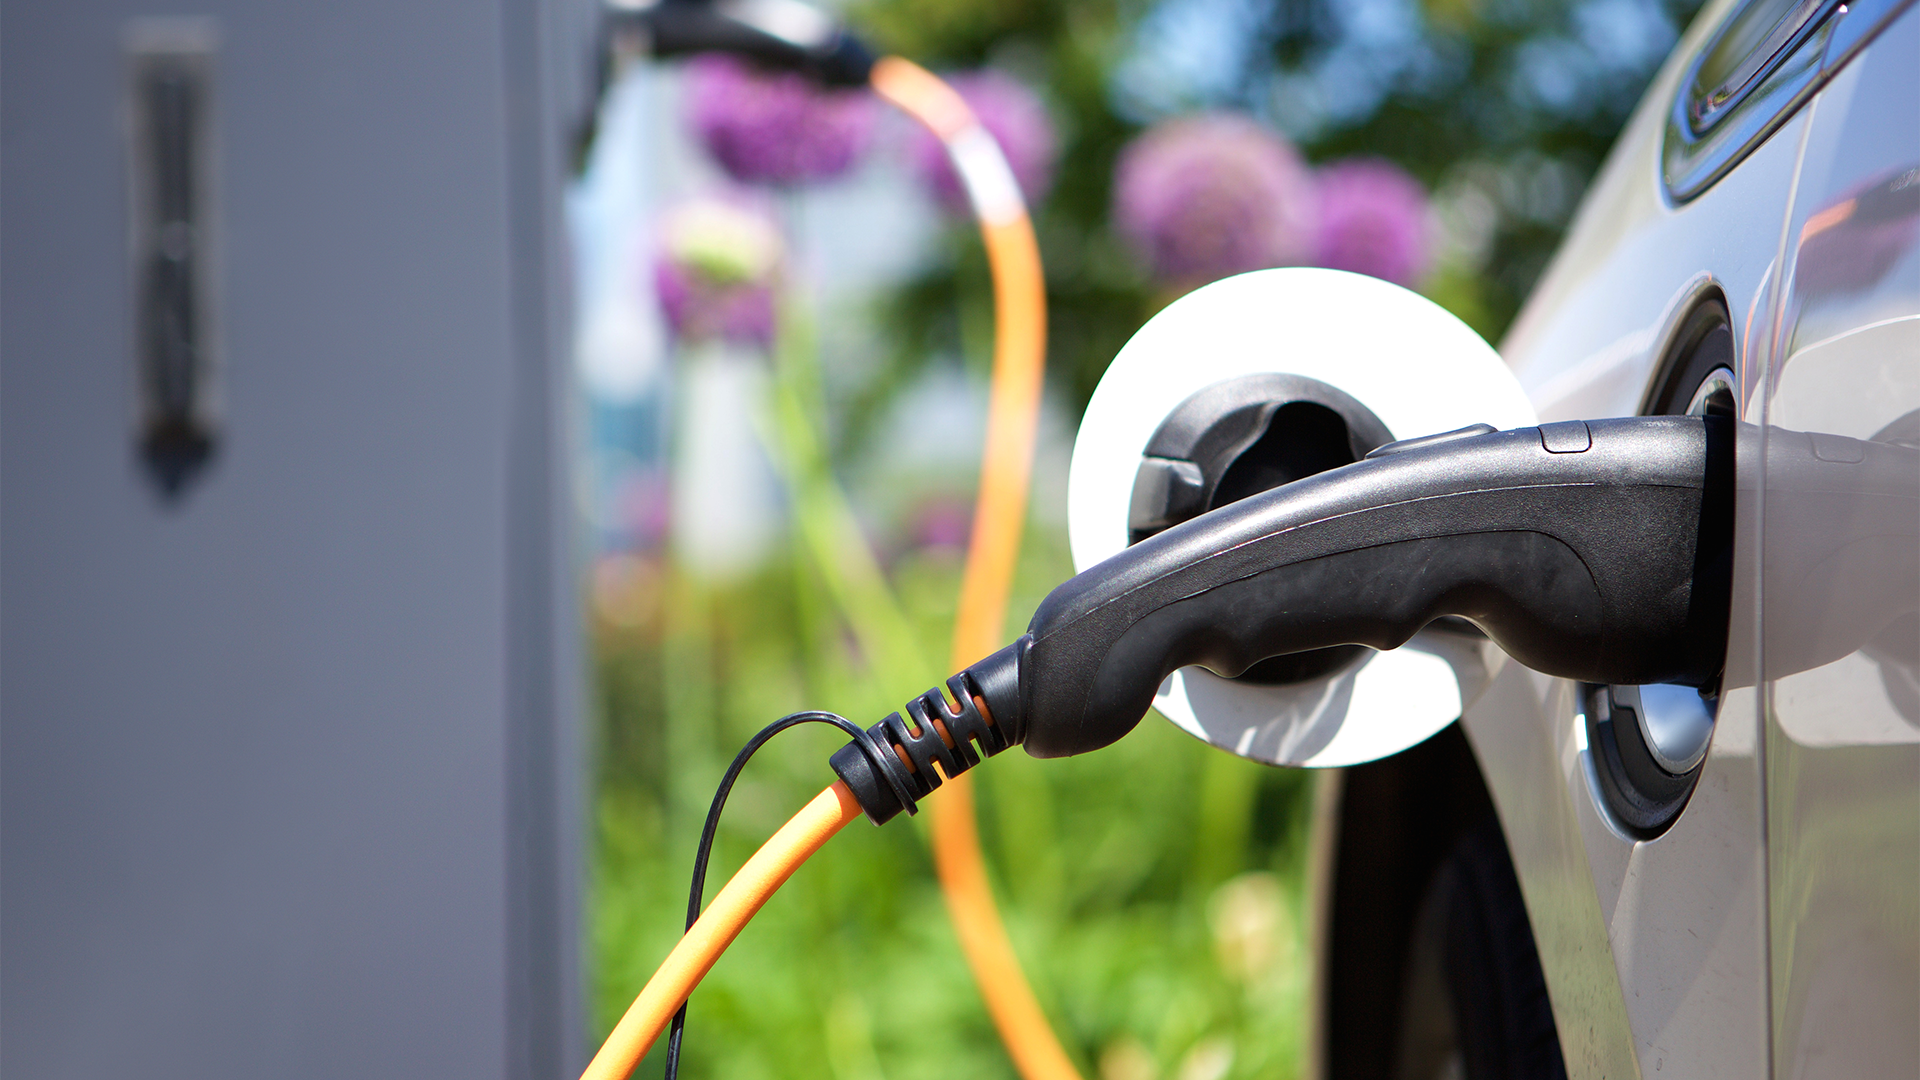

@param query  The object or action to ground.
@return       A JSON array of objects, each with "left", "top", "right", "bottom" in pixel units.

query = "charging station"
[{"left": 2, "top": 3, "right": 595, "bottom": 1077}]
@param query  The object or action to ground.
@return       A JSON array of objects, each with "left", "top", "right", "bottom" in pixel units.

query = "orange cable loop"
[
  {"left": 873, "top": 57, "right": 1082, "bottom": 1080},
  {"left": 583, "top": 55, "right": 1072, "bottom": 1080}
]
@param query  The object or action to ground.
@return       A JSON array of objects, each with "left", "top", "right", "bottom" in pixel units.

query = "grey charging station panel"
[{"left": 3, "top": 2, "right": 593, "bottom": 1077}]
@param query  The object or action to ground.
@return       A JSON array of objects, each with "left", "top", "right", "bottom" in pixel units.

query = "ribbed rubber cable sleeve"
[{"left": 870, "top": 57, "right": 1083, "bottom": 1080}]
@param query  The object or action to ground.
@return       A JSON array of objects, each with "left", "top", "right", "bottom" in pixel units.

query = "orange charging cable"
[
  {"left": 871, "top": 58, "right": 1082, "bottom": 1080},
  {"left": 582, "top": 58, "right": 1073, "bottom": 1080},
  {"left": 581, "top": 782, "right": 863, "bottom": 1080}
]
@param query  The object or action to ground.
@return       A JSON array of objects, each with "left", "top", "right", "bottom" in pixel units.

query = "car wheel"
[{"left": 1393, "top": 819, "right": 1568, "bottom": 1080}]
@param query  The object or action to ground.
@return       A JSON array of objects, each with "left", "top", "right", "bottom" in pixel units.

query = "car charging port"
[
  {"left": 1584, "top": 683, "right": 1711, "bottom": 837},
  {"left": 1586, "top": 295, "right": 1738, "bottom": 838}
]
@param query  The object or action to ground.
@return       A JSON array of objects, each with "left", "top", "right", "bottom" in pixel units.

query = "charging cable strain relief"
[
  {"left": 966, "top": 635, "right": 1031, "bottom": 746},
  {"left": 829, "top": 637, "right": 1032, "bottom": 826},
  {"left": 828, "top": 729, "right": 917, "bottom": 826}
]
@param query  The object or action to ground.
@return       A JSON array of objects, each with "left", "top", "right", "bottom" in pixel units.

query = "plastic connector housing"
[
  {"left": 833, "top": 416, "right": 1740, "bottom": 822},
  {"left": 1012, "top": 416, "right": 1733, "bottom": 757},
  {"left": 829, "top": 642, "right": 1024, "bottom": 825}
]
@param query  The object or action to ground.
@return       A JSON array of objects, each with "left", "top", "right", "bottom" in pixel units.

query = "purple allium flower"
[
  {"left": 684, "top": 55, "right": 876, "bottom": 186},
  {"left": 908, "top": 70, "right": 1058, "bottom": 215},
  {"left": 1112, "top": 114, "right": 1317, "bottom": 289},
  {"left": 654, "top": 260, "right": 778, "bottom": 348},
  {"left": 1313, "top": 157, "right": 1432, "bottom": 287},
  {"left": 653, "top": 196, "right": 784, "bottom": 348}
]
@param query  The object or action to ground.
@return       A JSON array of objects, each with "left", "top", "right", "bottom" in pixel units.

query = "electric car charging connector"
[{"left": 831, "top": 414, "right": 1737, "bottom": 821}]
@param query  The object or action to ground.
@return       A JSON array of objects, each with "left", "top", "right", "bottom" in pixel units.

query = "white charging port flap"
[{"left": 1068, "top": 268, "right": 1537, "bottom": 767}]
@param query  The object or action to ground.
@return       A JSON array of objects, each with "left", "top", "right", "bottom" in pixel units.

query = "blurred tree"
[
  {"left": 845, "top": 0, "right": 1706, "bottom": 441},
  {"left": 1223, "top": 0, "right": 1708, "bottom": 341}
]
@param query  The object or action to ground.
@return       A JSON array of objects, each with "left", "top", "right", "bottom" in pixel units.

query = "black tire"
[{"left": 1393, "top": 819, "right": 1569, "bottom": 1080}]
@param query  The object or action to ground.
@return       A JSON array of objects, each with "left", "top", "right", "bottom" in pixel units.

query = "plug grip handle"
[{"left": 1013, "top": 416, "right": 1733, "bottom": 757}]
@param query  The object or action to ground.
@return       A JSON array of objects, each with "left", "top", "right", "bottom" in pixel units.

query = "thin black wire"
[{"left": 662, "top": 710, "right": 868, "bottom": 1080}]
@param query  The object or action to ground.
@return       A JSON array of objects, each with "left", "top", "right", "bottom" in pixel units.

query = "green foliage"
[
  {"left": 835, "top": 0, "right": 1705, "bottom": 449},
  {"left": 1257, "top": 0, "right": 1709, "bottom": 336}
]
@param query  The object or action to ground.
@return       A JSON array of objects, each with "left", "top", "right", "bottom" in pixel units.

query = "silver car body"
[{"left": 1464, "top": 0, "right": 1918, "bottom": 1075}]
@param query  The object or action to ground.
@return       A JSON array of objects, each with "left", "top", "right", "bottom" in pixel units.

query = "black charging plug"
[{"left": 831, "top": 416, "right": 1735, "bottom": 821}]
